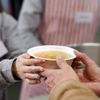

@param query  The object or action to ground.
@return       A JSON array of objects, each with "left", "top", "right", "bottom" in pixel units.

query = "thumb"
[{"left": 56, "top": 56, "right": 70, "bottom": 69}]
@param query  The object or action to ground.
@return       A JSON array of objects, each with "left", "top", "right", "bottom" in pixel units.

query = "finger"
[
  {"left": 21, "top": 53, "right": 32, "bottom": 59},
  {"left": 75, "top": 68, "right": 84, "bottom": 74},
  {"left": 75, "top": 50, "right": 96, "bottom": 67},
  {"left": 25, "top": 79, "right": 40, "bottom": 84},
  {"left": 25, "top": 73, "right": 40, "bottom": 80},
  {"left": 75, "top": 69, "right": 86, "bottom": 81},
  {"left": 56, "top": 56, "right": 70, "bottom": 69},
  {"left": 24, "top": 66, "right": 44, "bottom": 73},
  {"left": 22, "top": 58, "right": 45, "bottom": 65}
]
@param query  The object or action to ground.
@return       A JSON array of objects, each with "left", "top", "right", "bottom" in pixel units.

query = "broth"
[{"left": 34, "top": 50, "right": 72, "bottom": 60}]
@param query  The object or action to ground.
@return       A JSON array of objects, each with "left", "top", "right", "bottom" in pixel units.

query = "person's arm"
[
  {"left": 0, "top": 53, "right": 45, "bottom": 89},
  {"left": 18, "top": 0, "right": 44, "bottom": 47},
  {"left": 0, "top": 59, "right": 17, "bottom": 89},
  {"left": 49, "top": 79, "right": 98, "bottom": 100},
  {"left": 42, "top": 56, "right": 99, "bottom": 100}
]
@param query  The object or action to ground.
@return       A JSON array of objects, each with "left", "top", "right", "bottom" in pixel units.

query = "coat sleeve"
[
  {"left": 49, "top": 79, "right": 98, "bottom": 100},
  {"left": 18, "top": 0, "right": 43, "bottom": 48},
  {"left": 0, "top": 59, "right": 17, "bottom": 89}
]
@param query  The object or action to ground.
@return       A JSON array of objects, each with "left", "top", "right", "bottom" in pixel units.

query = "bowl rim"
[{"left": 27, "top": 45, "right": 76, "bottom": 61}]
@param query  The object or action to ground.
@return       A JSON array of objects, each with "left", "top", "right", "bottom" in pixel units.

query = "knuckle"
[{"left": 33, "top": 74, "right": 39, "bottom": 79}]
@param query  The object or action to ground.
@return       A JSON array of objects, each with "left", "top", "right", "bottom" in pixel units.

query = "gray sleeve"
[
  {"left": 18, "top": 0, "right": 44, "bottom": 49},
  {"left": 0, "top": 59, "right": 17, "bottom": 89},
  {"left": 1, "top": 13, "right": 26, "bottom": 58}
]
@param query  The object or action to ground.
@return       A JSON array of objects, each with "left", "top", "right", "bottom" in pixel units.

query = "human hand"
[
  {"left": 41, "top": 57, "right": 79, "bottom": 92},
  {"left": 72, "top": 51, "right": 100, "bottom": 95},
  {"left": 12, "top": 53, "right": 45, "bottom": 84}
]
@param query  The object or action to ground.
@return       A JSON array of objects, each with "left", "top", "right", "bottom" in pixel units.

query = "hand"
[
  {"left": 12, "top": 53, "right": 45, "bottom": 84},
  {"left": 41, "top": 57, "right": 79, "bottom": 92},
  {"left": 73, "top": 51, "right": 100, "bottom": 96}
]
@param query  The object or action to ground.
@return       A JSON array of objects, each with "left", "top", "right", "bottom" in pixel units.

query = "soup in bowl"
[{"left": 27, "top": 45, "right": 76, "bottom": 69}]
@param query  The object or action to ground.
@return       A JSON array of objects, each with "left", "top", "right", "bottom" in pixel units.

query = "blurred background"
[
  {"left": 1, "top": 0, "right": 23, "bottom": 19},
  {"left": 0, "top": 0, "right": 100, "bottom": 100},
  {"left": 2, "top": 0, "right": 100, "bottom": 41}
]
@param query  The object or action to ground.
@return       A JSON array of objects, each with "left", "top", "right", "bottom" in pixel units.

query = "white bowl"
[{"left": 27, "top": 45, "right": 76, "bottom": 69}]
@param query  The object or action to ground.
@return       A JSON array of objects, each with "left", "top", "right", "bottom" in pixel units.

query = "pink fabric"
[
  {"left": 20, "top": 82, "right": 48, "bottom": 100},
  {"left": 20, "top": 0, "right": 99, "bottom": 100},
  {"left": 39, "top": 0, "right": 99, "bottom": 45}
]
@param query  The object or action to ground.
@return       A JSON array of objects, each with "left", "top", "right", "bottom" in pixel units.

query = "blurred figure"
[
  {"left": 18, "top": 0, "right": 99, "bottom": 45},
  {"left": 18, "top": 0, "right": 99, "bottom": 100},
  {"left": 0, "top": 2, "right": 40, "bottom": 100},
  {"left": 41, "top": 55, "right": 99, "bottom": 100}
]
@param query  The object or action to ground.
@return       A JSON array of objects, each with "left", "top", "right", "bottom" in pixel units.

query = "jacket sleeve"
[
  {"left": 18, "top": 0, "right": 43, "bottom": 48},
  {"left": 0, "top": 59, "right": 17, "bottom": 89},
  {"left": 49, "top": 79, "right": 98, "bottom": 100}
]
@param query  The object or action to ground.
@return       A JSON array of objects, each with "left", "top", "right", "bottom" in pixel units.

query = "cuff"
[
  {"left": 49, "top": 79, "right": 97, "bottom": 100},
  {"left": 0, "top": 59, "right": 18, "bottom": 83}
]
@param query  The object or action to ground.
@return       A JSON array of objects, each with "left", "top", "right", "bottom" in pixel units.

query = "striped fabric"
[{"left": 39, "top": 0, "right": 99, "bottom": 45}]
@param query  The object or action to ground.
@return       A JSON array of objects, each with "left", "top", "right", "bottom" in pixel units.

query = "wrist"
[{"left": 12, "top": 59, "right": 21, "bottom": 80}]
